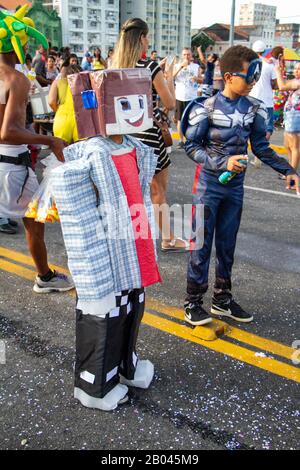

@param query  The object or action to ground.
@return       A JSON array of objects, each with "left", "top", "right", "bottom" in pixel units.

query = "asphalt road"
[{"left": 0, "top": 129, "right": 299, "bottom": 450}]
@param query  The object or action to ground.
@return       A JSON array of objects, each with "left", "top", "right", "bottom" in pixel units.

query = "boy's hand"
[
  {"left": 227, "top": 155, "right": 248, "bottom": 173},
  {"left": 50, "top": 137, "right": 68, "bottom": 162},
  {"left": 286, "top": 174, "right": 300, "bottom": 195}
]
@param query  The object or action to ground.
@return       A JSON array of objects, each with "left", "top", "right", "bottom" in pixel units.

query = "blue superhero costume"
[{"left": 183, "top": 92, "right": 296, "bottom": 303}]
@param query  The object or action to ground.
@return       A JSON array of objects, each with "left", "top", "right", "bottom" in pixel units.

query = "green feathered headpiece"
[{"left": 0, "top": 4, "right": 48, "bottom": 64}]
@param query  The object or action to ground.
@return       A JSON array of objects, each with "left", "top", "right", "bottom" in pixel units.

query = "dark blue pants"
[{"left": 187, "top": 169, "right": 244, "bottom": 303}]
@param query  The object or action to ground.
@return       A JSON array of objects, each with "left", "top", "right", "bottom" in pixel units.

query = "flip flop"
[{"left": 161, "top": 238, "right": 190, "bottom": 252}]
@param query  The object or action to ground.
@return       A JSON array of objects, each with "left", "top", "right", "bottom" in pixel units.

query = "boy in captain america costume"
[{"left": 182, "top": 45, "right": 299, "bottom": 326}]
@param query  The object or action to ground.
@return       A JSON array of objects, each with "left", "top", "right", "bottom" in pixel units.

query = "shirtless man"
[{"left": 0, "top": 6, "right": 74, "bottom": 293}]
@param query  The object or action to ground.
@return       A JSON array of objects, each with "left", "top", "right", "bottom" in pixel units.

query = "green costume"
[{"left": 0, "top": 4, "right": 48, "bottom": 64}]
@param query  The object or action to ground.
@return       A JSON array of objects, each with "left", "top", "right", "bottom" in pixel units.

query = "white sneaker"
[
  {"left": 74, "top": 384, "right": 129, "bottom": 411},
  {"left": 33, "top": 270, "right": 75, "bottom": 293},
  {"left": 120, "top": 360, "right": 154, "bottom": 389}
]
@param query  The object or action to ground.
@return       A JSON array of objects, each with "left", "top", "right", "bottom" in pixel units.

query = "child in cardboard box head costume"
[{"left": 52, "top": 68, "right": 161, "bottom": 411}]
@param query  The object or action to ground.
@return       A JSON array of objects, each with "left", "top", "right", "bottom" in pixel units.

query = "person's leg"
[
  {"left": 284, "top": 132, "right": 292, "bottom": 166},
  {"left": 185, "top": 173, "right": 221, "bottom": 325},
  {"left": 213, "top": 185, "right": 244, "bottom": 302},
  {"left": 151, "top": 168, "right": 170, "bottom": 240},
  {"left": 74, "top": 297, "right": 129, "bottom": 410},
  {"left": 151, "top": 168, "right": 187, "bottom": 250},
  {"left": 211, "top": 183, "right": 253, "bottom": 322},
  {"left": 289, "top": 133, "right": 300, "bottom": 172},
  {"left": 119, "top": 289, "right": 154, "bottom": 389},
  {"left": 177, "top": 115, "right": 184, "bottom": 140},
  {"left": 22, "top": 218, "right": 49, "bottom": 276},
  {"left": 175, "top": 100, "right": 184, "bottom": 148},
  {"left": 22, "top": 217, "right": 74, "bottom": 292},
  {"left": 187, "top": 173, "right": 222, "bottom": 300}
]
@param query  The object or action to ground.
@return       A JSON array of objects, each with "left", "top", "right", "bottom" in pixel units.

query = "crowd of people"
[{"left": 0, "top": 5, "right": 299, "bottom": 410}]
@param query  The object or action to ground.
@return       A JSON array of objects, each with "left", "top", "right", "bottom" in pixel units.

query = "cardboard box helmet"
[{"left": 68, "top": 68, "right": 153, "bottom": 139}]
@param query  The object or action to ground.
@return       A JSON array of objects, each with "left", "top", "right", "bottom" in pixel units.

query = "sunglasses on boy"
[{"left": 227, "top": 59, "right": 263, "bottom": 85}]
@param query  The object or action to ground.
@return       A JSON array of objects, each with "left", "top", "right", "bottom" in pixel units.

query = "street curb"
[{"left": 171, "top": 133, "right": 287, "bottom": 155}]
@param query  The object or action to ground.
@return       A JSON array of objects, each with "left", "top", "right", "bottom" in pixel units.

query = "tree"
[{"left": 192, "top": 31, "right": 215, "bottom": 53}]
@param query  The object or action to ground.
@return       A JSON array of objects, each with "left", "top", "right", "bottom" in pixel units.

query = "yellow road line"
[
  {"left": 0, "top": 246, "right": 69, "bottom": 275},
  {"left": 271, "top": 144, "right": 287, "bottom": 155},
  {"left": 143, "top": 312, "right": 300, "bottom": 384},
  {"left": 171, "top": 133, "right": 287, "bottom": 155},
  {"left": 0, "top": 259, "right": 36, "bottom": 282},
  {"left": 1, "top": 248, "right": 299, "bottom": 383},
  {"left": 146, "top": 299, "right": 295, "bottom": 361}
]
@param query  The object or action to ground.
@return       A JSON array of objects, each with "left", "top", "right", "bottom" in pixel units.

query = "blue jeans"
[
  {"left": 284, "top": 110, "right": 300, "bottom": 134},
  {"left": 187, "top": 169, "right": 244, "bottom": 302}
]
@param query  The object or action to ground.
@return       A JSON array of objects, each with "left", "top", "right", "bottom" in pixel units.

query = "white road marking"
[{"left": 244, "top": 185, "right": 300, "bottom": 199}]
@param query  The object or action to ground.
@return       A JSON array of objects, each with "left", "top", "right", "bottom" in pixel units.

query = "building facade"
[
  {"left": 193, "top": 23, "right": 265, "bottom": 57},
  {"left": 239, "top": 2, "right": 277, "bottom": 48},
  {"left": 275, "top": 22, "right": 300, "bottom": 49},
  {"left": 0, "top": 0, "right": 62, "bottom": 51},
  {"left": 28, "top": 0, "right": 62, "bottom": 52},
  {"left": 43, "top": 0, "right": 119, "bottom": 58},
  {"left": 120, "top": 0, "right": 192, "bottom": 57},
  {"left": 202, "top": 25, "right": 249, "bottom": 57}
]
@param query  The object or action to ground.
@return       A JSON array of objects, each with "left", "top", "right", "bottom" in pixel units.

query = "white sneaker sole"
[
  {"left": 33, "top": 284, "right": 75, "bottom": 294},
  {"left": 210, "top": 307, "right": 253, "bottom": 323},
  {"left": 74, "top": 385, "right": 128, "bottom": 411},
  {"left": 184, "top": 315, "right": 213, "bottom": 326}
]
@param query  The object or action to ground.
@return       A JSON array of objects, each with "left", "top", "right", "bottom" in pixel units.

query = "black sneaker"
[
  {"left": 8, "top": 219, "right": 18, "bottom": 228},
  {"left": 184, "top": 301, "right": 213, "bottom": 326},
  {"left": 0, "top": 223, "right": 17, "bottom": 235},
  {"left": 211, "top": 299, "right": 253, "bottom": 323}
]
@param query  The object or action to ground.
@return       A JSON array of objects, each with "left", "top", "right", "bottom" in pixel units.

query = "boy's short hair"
[{"left": 220, "top": 45, "right": 258, "bottom": 76}]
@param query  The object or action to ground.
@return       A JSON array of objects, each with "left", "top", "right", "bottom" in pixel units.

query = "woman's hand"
[{"left": 164, "top": 56, "right": 176, "bottom": 78}]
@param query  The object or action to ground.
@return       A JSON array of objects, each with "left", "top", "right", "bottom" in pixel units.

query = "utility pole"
[{"left": 229, "top": 0, "right": 236, "bottom": 47}]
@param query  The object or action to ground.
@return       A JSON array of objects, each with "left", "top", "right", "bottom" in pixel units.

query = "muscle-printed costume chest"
[{"left": 186, "top": 94, "right": 266, "bottom": 150}]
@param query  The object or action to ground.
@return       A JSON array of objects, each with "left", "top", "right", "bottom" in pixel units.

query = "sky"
[{"left": 191, "top": 0, "right": 299, "bottom": 28}]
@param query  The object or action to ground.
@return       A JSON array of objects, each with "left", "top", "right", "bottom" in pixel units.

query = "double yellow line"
[{"left": 0, "top": 245, "right": 299, "bottom": 384}]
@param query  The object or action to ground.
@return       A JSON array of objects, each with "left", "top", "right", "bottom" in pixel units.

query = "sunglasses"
[{"left": 229, "top": 59, "right": 263, "bottom": 85}]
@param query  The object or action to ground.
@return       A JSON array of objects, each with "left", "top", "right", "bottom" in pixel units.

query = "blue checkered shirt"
[{"left": 52, "top": 136, "right": 158, "bottom": 305}]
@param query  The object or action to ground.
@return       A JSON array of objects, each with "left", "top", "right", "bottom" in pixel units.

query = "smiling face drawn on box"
[
  {"left": 77, "top": 69, "right": 154, "bottom": 137},
  {"left": 106, "top": 94, "right": 150, "bottom": 135}
]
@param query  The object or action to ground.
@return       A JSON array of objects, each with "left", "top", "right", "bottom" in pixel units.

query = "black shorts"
[{"left": 175, "top": 99, "right": 191, "bottom": 121}]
